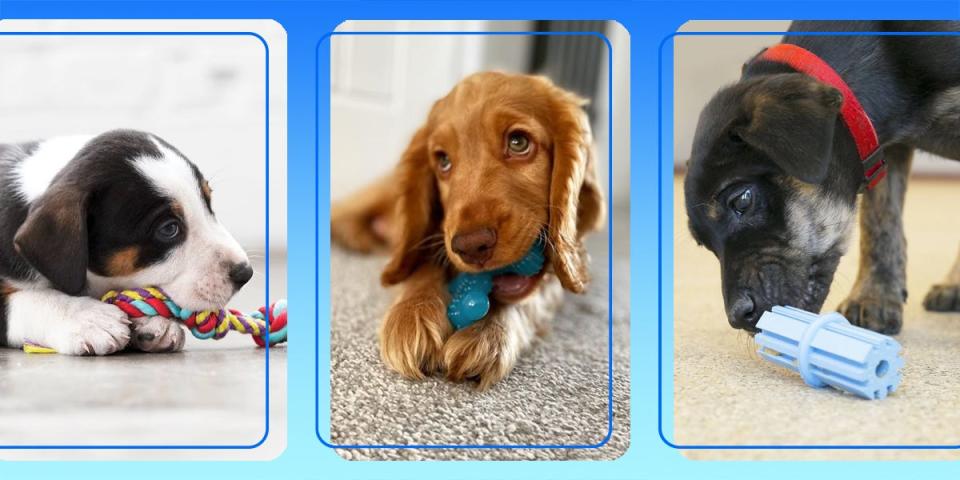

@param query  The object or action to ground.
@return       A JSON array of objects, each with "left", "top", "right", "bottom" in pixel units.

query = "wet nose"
[
  {"left": 228, "top": 262, "right": 254, "bottom": 290},
  {"left": 727, "top": 293, "right": 759, "bottom": 330},
  {"left": 451, "top": 227, "right": 497, "bottom": 266}
]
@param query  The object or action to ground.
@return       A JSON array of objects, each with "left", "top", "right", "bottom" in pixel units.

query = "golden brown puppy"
[{"left": 332, "top": 72, "right": 605, "bottom": 389}]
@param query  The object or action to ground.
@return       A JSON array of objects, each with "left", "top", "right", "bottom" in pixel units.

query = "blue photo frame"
[
  {"left": 0, "top": 30, "right": 273, "bottom": 450},
  {"left": 659, "top": 29, "right": 960, "bottom": 451},
  {"left": 315, "top": 29, "right": 616, "bottom": 450}
]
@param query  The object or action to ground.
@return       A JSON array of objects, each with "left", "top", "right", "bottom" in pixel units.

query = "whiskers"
[
  {"left": 241, "top": 249, "right": 268, "bottom": 280},
  {"left": 533, "top": 219, "right": 581, "bottom": 256},
  {"left": 244, "top": 248, "right": 266, "bottom": 261},
  {"left": 411, "top": 232, "right": 451, "bottom": 269},
  {"left": 737, "top": 329, "right": 762, "bottom": 362},
  {"left": 536, "top": 226, "right": 558, "bottom": 255},
  {"left": 430, "top": 244, "right": 451, "bottom": 269},
  {"left": 411, "top": 232, "right": 445, "bottom": 251}
]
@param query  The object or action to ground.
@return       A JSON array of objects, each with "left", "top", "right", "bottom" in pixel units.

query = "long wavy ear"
[
  {"left": 577, "top": 145, "right": 605, "bottom": 235},
  {"left": 380, "top": 126, "right": 442, "bottom": 286},
  {"left": 546, "top": 85, "right": 606, "bottom": 294}
]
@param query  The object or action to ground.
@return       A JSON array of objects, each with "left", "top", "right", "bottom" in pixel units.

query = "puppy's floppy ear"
[
  {"left": 14, "top": 184, "right": 90, "bottom": 295},
  {"left": 546, "top": 85, "right": 606, "bottom": 294},
  {"left": 577, "top": 146, "right": 605, "bottom": 235},
  {"left": 739, "top": 73, "right": 843, "bottom": 184},
  {"left": 381, "top": 126, "right": 441, "bottom": 286},
  {"left": 740, "top": 48, "right": 767, "bottom": 76}
]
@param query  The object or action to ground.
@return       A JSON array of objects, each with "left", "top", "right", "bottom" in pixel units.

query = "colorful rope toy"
[
  {"left": 446, "top": 239, "right": 545, "bottom": 330},
  {"left": 24, "top": 287, "right": 286, "bottom": 353},
  {"left": 102, "top": 287, "right": 287, "bottom": 347}
]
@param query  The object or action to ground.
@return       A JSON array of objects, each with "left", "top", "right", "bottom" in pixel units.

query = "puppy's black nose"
[
  {"left": 229, "top": 262, "right": 254, "bottom": 290},
  {"left": 727, "top": 293, "right": 759, "bottom": 330},
  {"left": 451, "top": 228, "right": 497, "bottom": 266}
]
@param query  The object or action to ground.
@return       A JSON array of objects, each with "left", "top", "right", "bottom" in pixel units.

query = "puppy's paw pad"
[
  {"left": 53, "top": 301, "right": 132, "bottom": 356},
  {"left": 131, "top": 316, "right": 185, "bottom": 353},
  {"left": 923, "top": 284, "right": 960, "bottom": 312},
  {"left": 379, "top": 297, "right": 450, "bottom": 379},
  {"left": 838, "top": 297, "right": 903, "bottom": 335},
  {"left": 442, "top": 324, "right": 512, "bottom": 390}
]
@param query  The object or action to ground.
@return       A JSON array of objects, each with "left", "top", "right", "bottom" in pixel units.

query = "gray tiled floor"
[{"left": 0, "top": 255, "right": 286, "bottom": 460}]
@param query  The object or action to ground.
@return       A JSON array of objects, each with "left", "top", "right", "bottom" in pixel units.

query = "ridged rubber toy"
[
  {"left": 446, "top": 239, "right": 545, "bottom": 330},
  {"left": 754, "top": 306, "right": 903, "bottom": 400}
]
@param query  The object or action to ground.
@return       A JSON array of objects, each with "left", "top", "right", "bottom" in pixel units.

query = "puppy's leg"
[
  {"left": 128, "top": 316, "right": 186, "bottom": 353},
  {"left": 839, "top": 145, "right": 912, "bottom": 334},
  {"left": 4, "top": 287, "right": 131, "bottom": 355},
  {"left": 379, "top": 263, "right": 452, "bottom": 379},
  {"left": 916, "top": 87, "right": 960, "bottom": 311},
  {"left": 331, "top": 175, "right": 397, "bottom": 253},
  {"left": 443, "top": 276, "right": 563, "bottom": 389},
  {"left": 923, "top": 247, "right": 960, "bottom": 311}
]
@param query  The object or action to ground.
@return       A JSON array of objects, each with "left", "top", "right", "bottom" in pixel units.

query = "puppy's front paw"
[
  {"left": 130, "top": 316, "right": 185, "bottom": 353},
  {"left": 52, "top": 300, "right": 132, "bottom": 355},
  {"left": 442, "top": 321, "right": 514, "bottom": 390},
  {"left": 838, "top": 295, "right": 903, "bottom": 334},
  {"left": 923, "top": 284, "right": 960, "bottom": 312},
  {"left": 379, "top": 296, "right": 451, "bottom": 380}
]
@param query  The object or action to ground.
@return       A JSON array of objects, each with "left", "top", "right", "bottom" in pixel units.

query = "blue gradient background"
[{"left": 0, "top": 0, "right": 959, "bottom": 479}]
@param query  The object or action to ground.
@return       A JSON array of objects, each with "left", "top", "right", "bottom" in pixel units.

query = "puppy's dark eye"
[
  {"left": 154, "top": 219, "right": 182, "bottom": 242},
  {"left": 728, "top": 130, "right": 745, "bottom": 145},
  {"left": 436, "top": 151, "right": 452, "bottom": 173},
  {"left": 729, "top": 187, "right": 754, "bottom": 215},
  {"left": 507, "top": 132, "right": 531, "bottom": 155}
]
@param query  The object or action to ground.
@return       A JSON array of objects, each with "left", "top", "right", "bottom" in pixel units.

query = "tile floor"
[{"left": 0, "top": 255, "right": 287, "bottom": 460}]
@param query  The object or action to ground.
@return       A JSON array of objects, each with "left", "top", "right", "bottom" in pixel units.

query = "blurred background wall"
[
  {"left": 0, "top": 29, "right": 280, "bottom": 253},
  {"left": 674, "top": 20, "right": 960, "bottom": 177},
  {"left": 330, "top": 20, "right": 630, "bottom": 207}
]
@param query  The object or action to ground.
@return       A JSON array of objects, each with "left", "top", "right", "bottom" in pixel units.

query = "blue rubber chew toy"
[
  {"left": 754, "top": 306, "right": 904, "bottom": 400},
  {"left": 446, "top": 239, "right": 546, "bottom": 330}
]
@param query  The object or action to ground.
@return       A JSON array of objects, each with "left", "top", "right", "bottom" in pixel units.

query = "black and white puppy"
[
  {"left": 686, "top": 21, "right": 960, "bottom": 334},
  {"left": 0, "top": 129, "right": 252, "bottom": 355}
]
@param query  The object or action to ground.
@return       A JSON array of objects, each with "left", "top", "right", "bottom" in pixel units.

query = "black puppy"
[{"left": 685, "top": 21, "right": 960, "bottom": 334}]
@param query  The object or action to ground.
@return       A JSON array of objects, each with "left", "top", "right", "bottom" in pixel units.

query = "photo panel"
[
  {"left": 323, "top": 19, "right": 631, "bottom": 460},
  {"left": 0, "top": 19, "right": 287, "bottom": 460},
  {"left": 667, "top": 20, "right": 960, "bottom": 460}
]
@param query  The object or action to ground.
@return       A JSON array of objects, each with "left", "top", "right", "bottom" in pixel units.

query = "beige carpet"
[
  {"left": 673, "top": 176, "right": 960, "bottom": 460},
  {"left": 329, "top": 208, "right": 629, "bottom": 461}
]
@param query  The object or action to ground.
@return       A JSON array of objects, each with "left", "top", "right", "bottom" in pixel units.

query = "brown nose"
[{"left": 451, "top": 228, "right": 497, "bottom": 266}]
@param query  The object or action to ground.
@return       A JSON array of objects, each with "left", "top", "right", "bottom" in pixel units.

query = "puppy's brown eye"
[
  {"left": 507, "top": 132, "right": 531, "bottom": 155},
  {"left": 436, "top": 152, "right": 452, "bottom": 173}
]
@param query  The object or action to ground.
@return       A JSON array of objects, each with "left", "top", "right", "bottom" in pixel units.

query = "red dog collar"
[{"left": 759, "top": 43, "right": 886, "bottom": 190}]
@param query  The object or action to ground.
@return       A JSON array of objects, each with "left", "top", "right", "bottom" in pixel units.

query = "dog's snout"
[
  {"left": 451, "top": 227, "right": 497, "bottom": 266},
  {"left": 727, "top": 293, "right": 759, "bottom": 330},
  {"left": 228, "top": 262, "right": 254, "bottom": 290}
]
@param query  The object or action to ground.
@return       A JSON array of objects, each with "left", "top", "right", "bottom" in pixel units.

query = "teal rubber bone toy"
[{"left": 447, "top": 240, "right": 546, "bottom": 330}]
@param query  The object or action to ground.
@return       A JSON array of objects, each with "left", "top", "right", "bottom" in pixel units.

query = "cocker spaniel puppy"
[{"left": 332, "top": 72, "right": 605, "bottom": 388}]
